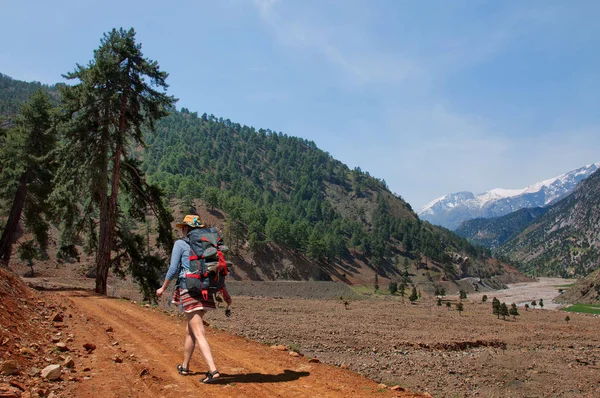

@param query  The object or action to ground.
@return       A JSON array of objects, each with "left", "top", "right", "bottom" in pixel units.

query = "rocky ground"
[
  {"left": 205, "top": 291, "right": 600, "bottom": 397},
  {"left": 4, "top": 260, "right": 600, "bottom": 397}
]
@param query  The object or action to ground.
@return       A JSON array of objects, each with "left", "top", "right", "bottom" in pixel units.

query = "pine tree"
[
  {"left": 399, "top": 283, "right": 406, "bottom": 297},
  {"left": 509, "top": 303, "right": 519, "bottom": 320},
  {"left": 459, "top": 289, "right": 467, "bottom": 300},
  {"left": 0, "top": 90, "right": 56, "bottom": 267},
  {"left": 51, "top": 28, "right": 176, "bottom": 295},
  {"left": 492, "top": 297, "right": 500, "bottom": 319},
  {"left": 388, "top": 281, "right": 398, "bottom": 295},
  {"left": 500, "top": 302, "right": 509, "bottom": 320},
  {"left": 456, "top": 302, "right": 464, "bottom": 315},
  {"left": 409, "top": 286, "right": 418, "bottom": 303}
]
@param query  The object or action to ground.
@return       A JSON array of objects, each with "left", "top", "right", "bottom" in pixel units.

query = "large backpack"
[{"left": 182, "top": 227, "right": 229, "bottom": 300}]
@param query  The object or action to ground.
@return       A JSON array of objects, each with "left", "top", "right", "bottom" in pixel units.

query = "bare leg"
[
  {"left": 186, "top": 311, "right": 219, "bottom": 375},
  {"left": 182, "top": 321, "right": 196, "bottom": 370}
]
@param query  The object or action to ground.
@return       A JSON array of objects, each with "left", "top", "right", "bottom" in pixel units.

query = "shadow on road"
[{"left": 207, "top": 369, "right": 310, "bottom": 384}]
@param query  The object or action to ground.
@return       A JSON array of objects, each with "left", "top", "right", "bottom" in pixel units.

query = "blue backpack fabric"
[{"left": 183, "top": 227, "right": 229, "bottom": 300}]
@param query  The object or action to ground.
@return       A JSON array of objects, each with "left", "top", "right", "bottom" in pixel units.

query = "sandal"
[
  {"left": 177, "top": 364, "right": 192, "bottom": 376},
  {"left": 201, "top": 369, "right": 220, "bottom": 383}
]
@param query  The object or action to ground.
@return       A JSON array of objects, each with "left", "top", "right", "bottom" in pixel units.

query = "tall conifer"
[
  {"left": 0, "top": 90, "right": 56, "bottom": 266},
  {"left": 52, "top": 28, "right": 176, "bottom": 295}
]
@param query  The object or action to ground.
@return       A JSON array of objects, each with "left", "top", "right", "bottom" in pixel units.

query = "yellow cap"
[{"left": 175, "top": 215, "right": 205, "bottom": 229}]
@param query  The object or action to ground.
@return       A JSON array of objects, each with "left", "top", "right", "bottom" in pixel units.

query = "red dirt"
[{"left": 0, "top": 267, "right": 422, "bottom": 397}]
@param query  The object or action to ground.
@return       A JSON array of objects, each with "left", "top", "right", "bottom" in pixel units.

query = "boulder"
[
  {"left": 0, "top": 361, "right": 20, "bottom": 376},
  {"left": 41, "top": 365, "right": 61, "bottom": 381},
  {"left": 62, "top": 357, "right": 75, "bottom": 369},
  {"left": 82, "top": 343, "right": 96, "bottom": 352},
  {"left": 55, "top": 343, "right": 69, "bottom": 352},
  {"left": 28, "top": 367, "right": 41, "bottom": 377}
]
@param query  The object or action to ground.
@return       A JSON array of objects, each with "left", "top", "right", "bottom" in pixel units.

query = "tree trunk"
[
  {"left": 0, "top": 169, "right": 31, "bottom": 267},
  {"left": 95, "top": 89, "right": 128, "bottom": 295},
  {"left": 95, "top": 170, "right": 111, "bottom": 294},
  {"left": 95, "top": 108, "right": 112, "bottom": 294}
]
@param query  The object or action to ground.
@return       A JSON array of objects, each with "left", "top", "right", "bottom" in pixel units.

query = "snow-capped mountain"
[{"left": 418, "top": 162, "right": 600, "bottom": 230}]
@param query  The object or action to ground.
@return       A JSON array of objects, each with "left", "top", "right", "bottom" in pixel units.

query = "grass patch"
[
  {"left": 554, "top": 283, "right": 575, "bottom": 289},
  {"left": 562, "top": 303, "right": 600, "bottom": 315},
  {"left": 350, "top": 285, "right": 407, "bottom": 297},
  {"left": 350, "top": 285, "right": 377, "bottom": 295}
]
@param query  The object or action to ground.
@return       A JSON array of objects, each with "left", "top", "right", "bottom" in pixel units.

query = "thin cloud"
[{"left": 252, "top": 0, "right": 420, "bottom": 86}]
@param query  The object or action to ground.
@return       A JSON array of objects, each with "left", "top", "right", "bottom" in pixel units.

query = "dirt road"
[{"left": 57, "top": 291, "right": 419, "bottom": 398}]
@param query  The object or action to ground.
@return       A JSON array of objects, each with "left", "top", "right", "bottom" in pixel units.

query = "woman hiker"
[{"left": 156, "top": 215, "right": 232, "bottom": 383}]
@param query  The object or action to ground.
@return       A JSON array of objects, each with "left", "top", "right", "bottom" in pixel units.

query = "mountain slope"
[
  {"left": 0, "top": 73, "right": 58, "bottom": 123},
  {"left": 499, "top": 169, "right": 600, "bottom": 277},
  {"left": 419, "top": 163, "right": 600, "bottom": 230},
  {"left": 142, "top": 111, "right": 501, "bottom": 282},
  {"left": 455, "top": 207, "right": 548, "bottom": 249},
  {"left": 0, "top": 72, "right": 527, "bottom": 288}
]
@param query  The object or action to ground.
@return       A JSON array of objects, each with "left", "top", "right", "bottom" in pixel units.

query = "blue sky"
[{"left": 2, "top": 0, "right": 599, "bottom": 209}]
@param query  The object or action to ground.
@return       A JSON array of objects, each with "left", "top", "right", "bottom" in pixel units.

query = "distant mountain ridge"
[
  {"left": 499, "top": 169, "right": 600, "bottom": 278},
  {"left": 418, "top": 163, "right": 600, "bottom": 230},
  {"left": 455, "top": 207, "right": 548, "bottom": 249}
]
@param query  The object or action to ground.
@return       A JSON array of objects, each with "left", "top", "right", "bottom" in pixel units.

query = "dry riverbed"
[{"left": 471, "top": 277, "right": 574, "bottom": 310}]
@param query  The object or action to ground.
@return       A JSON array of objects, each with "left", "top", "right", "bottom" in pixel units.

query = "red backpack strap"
[{"left": 216, "top": 248, "right": 228, "bottom": 275}]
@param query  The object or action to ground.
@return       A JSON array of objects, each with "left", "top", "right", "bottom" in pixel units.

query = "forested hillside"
[
  {"left": 1, "top": 68, "right": 524, "bottom": 289},
  {"left": 455, "top": 207, "right": 548, "bottom": 249},
  {"left": 0, "top": 73, "right": 57, "bottom": 122},
  {"left": 139, "top": 109, "right": 517, "bottom": 285},
  {"left": 499, "top": 169, "right": 600, "bottom": 277}
]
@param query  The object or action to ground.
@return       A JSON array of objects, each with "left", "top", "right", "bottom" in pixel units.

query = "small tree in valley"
[
  {"left": 459, "top": 289, "right": 467, "bottom": 300},
  {"left": 492, "top": 297, "right": 500, "bottom": 319},
  {"left": 482, "top": 295, "right": 488, "bottom": 303},
  {"left": 388, "top": 281, "right": 398, "bottom": 295},
  {"left": 399, "top": 283, "right": 406, "bottom": 297},
  {"left": 409, "top": 286, "right": 418, "bottom": 303},
  {"left": 509, "top": 303, "right": 520, "bottom": 320},
  {"left": 500, "top": 303, "right": 509, "bottom": 320},
  {"left": 456, "top": 302, "right": 464, "bottom": 315},
  {"left": 446, "top": 301, "right": 451, "bottom": 311}
]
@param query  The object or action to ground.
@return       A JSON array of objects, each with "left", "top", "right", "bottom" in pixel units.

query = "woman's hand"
[{"left": 156, "top": 287, "right": 165, "bottom": 297}]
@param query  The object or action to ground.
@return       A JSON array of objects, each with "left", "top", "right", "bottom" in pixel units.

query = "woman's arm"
[{"left": 156, "top": 241, "right": 184, "bottom": 297}]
